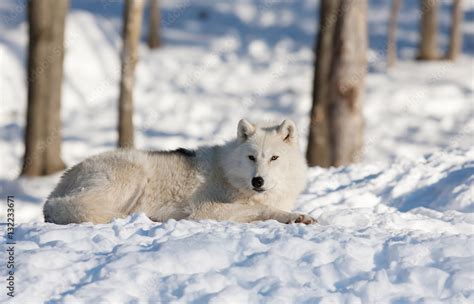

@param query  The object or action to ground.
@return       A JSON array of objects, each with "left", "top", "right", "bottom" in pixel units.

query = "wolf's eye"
[
  {"left": 248, "top": 155, "right": 256, "bottom": 161},
  {"left": 270, "top": 155, "right": 279, "bottom": 161}
]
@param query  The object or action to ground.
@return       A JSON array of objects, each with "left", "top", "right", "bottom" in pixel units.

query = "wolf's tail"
[
  {"left": 44, "top": 194, "right": 122, "bottom": 225},
  {"left": 43, "top": 196, "right": 88, "bottom": 224}
]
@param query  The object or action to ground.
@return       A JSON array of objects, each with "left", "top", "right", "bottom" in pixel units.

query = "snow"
[
  {"left": 1, "top": 0, "right": 473, "bottom": 302},
  {"left": 2, "top": 148, "right": 474, "bottom": 303}
]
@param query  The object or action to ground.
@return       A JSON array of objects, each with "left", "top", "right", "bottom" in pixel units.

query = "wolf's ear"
[
  {"left": 277, "top": 120, "right": 297, "bottom": 143},
  {"left": 237, "top": 119, "right": 256, "bottom": 141}
]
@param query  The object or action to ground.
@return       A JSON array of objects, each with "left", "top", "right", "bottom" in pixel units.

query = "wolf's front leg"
[{"left": 188, "top": 202, "right": 316, "bottom": 224}]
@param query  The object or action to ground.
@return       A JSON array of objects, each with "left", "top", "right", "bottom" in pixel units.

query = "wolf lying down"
[{"left": 44, "top": 119, "right": 317, "bottom": 225}]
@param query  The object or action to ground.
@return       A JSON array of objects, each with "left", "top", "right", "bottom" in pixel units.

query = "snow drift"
[{"left": 2, "top": 147, "right": 473, "bottom": 303}]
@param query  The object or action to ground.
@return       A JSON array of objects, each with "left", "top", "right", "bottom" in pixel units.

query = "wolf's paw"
[{"left": 287, "top": 213, "right": 317, "bottom": 225}]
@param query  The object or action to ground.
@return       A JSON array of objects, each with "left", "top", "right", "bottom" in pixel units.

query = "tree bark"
[
  {"left": 21, "top": 0, "right": 68, "bottom": 176},
  {"left": 306, "top": 0, "right": 341, "bottom": 167},
  {"left": 445, "top": 0, "right": 463, "bottom": 60},
  {"left": 147, "top": 0, "right": 161, "bottom": 49},
  {"left": 387, "top": 0, "right": 402, "bottom": 68},
  {"left": 417, "top": 0, "right": 439, "bottom": 60},
  {"left": 328, "top": 0, "right": 368, "bottom": 166},
  {"left": 118, "top": 0, "right": 145, "bottom": 148}
]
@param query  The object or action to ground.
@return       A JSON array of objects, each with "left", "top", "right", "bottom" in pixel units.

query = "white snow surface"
[
  {"left": 3, "top": 148, "right": 474, "bottom": 303},
  {"left": 0, "top": 0, "right": 473, "bottom": 303}
]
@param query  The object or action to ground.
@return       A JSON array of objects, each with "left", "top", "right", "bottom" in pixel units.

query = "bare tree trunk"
[
  {"left": 118, "top": 0, "right": 145, "bottom": 148},
  {"left": 21, "top": 0, "right": 68, "bottom": 176},
  {"left": 328, "top": 0, "right": 368, "bottom": 166},
  {"left": 306, "top": 0, "right": 341, "bottom": 167},
  {"left": 445, "top": 0, "right": 463, "bottom": 60},
  {"left": 387, "top": 0, "right": 402, "bottom": 68},
  {"left": 147, "top": 0, "right": 161, "bottom": 49},
  {"left": 417, "top": 0, "right": 439, "bottom": 60}
]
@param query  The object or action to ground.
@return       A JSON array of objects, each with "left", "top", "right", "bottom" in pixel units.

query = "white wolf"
[{"left": 43, "top": 119, "right": 316, "bottom": 225}]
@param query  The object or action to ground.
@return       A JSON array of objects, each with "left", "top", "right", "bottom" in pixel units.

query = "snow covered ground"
[
  {"left": 3, "top": 147, "right": 474, "bottom": 303},
  {"left": 0, "top": 0, "right": 473, "bottom": 303}
]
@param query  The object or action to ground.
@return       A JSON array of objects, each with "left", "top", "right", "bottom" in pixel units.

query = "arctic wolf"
[{"left": 43, "top": 119, "right": 316, "bottom": 225}]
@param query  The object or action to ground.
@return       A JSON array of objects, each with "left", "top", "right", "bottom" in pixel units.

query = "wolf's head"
[{"left": 221, "top": 119, "right": 307, "bottom": 207}]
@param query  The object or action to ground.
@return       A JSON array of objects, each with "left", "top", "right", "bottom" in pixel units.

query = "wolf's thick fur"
[{"left": 43, "top": 119, "right": 316, "bottom": 225}]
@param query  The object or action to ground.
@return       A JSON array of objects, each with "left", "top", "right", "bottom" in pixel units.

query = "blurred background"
[{"left": 0, "top": 0, "right": 472, "bottom": 222}]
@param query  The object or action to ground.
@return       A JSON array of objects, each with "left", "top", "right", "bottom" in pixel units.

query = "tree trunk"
[
  {"left": 147, "top": 0, "right": 161, "bottom": 49},
  {"left": 328, "top": 0, "right": 368, "bottom": 166},
  {"left": 306, "top": 0, "right": 341, "bottom": 167},
  {"left": 417, "top": 0, "right": 439, "bottom": 60},
  {"left": 118, "top": 0, "right": 145, "bottom": 148},
  {"left": 387, "top": 0, "right": 402, "bottom": 68},
  {"left": 445, "top": 0, "right": 463, "bottom": 60},
  {"left": 21, "top": 0, "right": 68, "bottom": 176}
]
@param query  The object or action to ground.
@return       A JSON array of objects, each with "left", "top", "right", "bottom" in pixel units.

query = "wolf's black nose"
[{"left": 252, "top": 176, "right": 264, "bottom": 188}]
